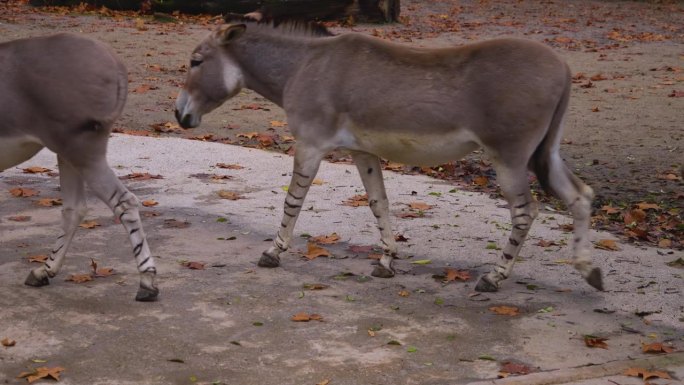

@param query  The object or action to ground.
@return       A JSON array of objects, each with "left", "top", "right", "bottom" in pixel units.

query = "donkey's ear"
[{"left": 215, "top": 24, "right": 246, "bottom": 45}]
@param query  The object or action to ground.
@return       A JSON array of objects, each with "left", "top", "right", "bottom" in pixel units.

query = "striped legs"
[
  {"left": 259, "top": 145, "right": 324, "bottom": 268},
  {"left": 25, "top": 156, "right": 86, "bottom": 287},
  {"left": 475, "top": 165, "right": 538, "bottom": 292},
  {"left": 25, "top": 158, "right": 158, "bottom": 301},
  {"left": 351, "top": 152, "right": 398, "bottom": 278}
]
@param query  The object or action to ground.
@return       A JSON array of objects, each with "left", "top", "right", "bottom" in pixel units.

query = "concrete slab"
[{"left": 1, "top": 135, "right": 682, "bottom": 384}]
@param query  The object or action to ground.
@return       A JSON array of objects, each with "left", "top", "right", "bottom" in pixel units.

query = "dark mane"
[{"left": 224, "top": 14, "right": 334, "bottom": 38}]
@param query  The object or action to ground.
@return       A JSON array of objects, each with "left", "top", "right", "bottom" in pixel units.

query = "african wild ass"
[
  {"left": 175, "top": 22, "right": 603, "bottom": 292},
  {"left": 0, "top": 33, "right": 158, "bottom": 301}
]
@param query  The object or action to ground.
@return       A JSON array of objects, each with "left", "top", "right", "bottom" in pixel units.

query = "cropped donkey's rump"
[
  {"left": 176, "top": 22, "right": 602, "bottom": 292},
  {"left": 0, "top": 33, "right": 158, "bottom": 301}
]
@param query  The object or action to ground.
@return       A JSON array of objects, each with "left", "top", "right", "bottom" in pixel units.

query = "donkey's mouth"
[{"left": 175, "top": 109, "right": 199, "bottom": 129}]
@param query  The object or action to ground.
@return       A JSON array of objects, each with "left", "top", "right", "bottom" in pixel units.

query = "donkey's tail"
[{"left": 528, "top": 64, "right": 582, "bottom": 199}]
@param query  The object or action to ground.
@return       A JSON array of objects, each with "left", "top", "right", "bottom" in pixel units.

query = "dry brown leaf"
[
  {"left": 65, "top": 274, "right": 93, "bottom": 283},
  {"left": 1, "top": 337, "right": 16, "bottom": 347},
  {"left": 311, "top": 178, "right": 325, "bottom": 185},
  {"left": 657, "top": 239, "right": 672, "bottom": 248},
  {"left": 624, "top": 367, "right": 672, "bottom": 380},
  {"left": 601, "top": 205, "right": 621, "bottom": 214},
  {"left": 216, "top": 163, "right": 244, "bottom": 170},
  {"left": 398, "top": 290, "right": 410, "bottom": 297},
  {"left": 237, "top": 132, "right": 259, "bottom": 139},
  {"left": 342, "top": 194, "right": 369, "bottom": 207},
  {"left": 8, "top": 215, "right": 31, "bottom": 222},
  {"left": 218, "top": 190, "right": 245, "bottom": 200},
  {"left": 17, "top": 366, "right": 65, "bottom": 383},
  {"left": 182, "top": 261, "right": 205, "bottom": 270},
  {"left": 642, "top": 342, "right": 675, "bottom": 354},
  {"left": 9, "top": 188, "right": 38, "bottom": 198},
  {"left": 536, "top": 239, "right": 558, "bottom": 247},
  {"left": 584, "top": 336, "right": 609, "bottom": 349},
  {"left": 163, "top": 219, "right": 190, "bottom": 228},
  {"left": 23, "top": 167, "right": 51, "bottom": 174},
  {"left": 28, "top": 255, "right": 48, "bottom": 263},
  {"left": 291, "top": 312, "right": 323, "bottom": 322},
  {"left": 489, "top": 306, "right": 520, "bottom": 316},
  {"left": 624, "top": 208, "right": 646, "bottom": 224},
  {"left": 499, "top": 362, "right": 533, "bottom": 376},
  {"left": 636, "top": 202, "right": 661, "bottom": 210},
  {"left": 121, "top": 172, "right": 163, "bottom": 180},
  {"left": 473, "top": 176, "right": 489, "bottom": 187},
  {"left": 383, "top": 161, "right": 404, "bottom": 171},
  {"left": 141, "top": 200, "right": 158, "bottom": 207},
  {"left": 304, "top": 242, "right": 331, "bottom": 260},
  {"left": 310, "top": 233, "right": 340, "bottom": 245},
  {"left": 444, "top": 268, "right": 471, "bottom": 282},
  {"left": 79, "top": 220, "right": 100, "bottom": 229},
  {"left": 408, "top": 202, "right": 433, "bottom": 211},
  {"left": 316, "top": 380, "right": 330, "bottom": 385},
  {"left": 303, "top": 283, "right": 329, "bottom": 290},
  {"left": 90, "top": 258, "right": 115, "bottom": 277},
  {"left": 594, "top": 239, "right": 619, "bottom": 251},
  {"left": 270, "top": 120, "right": 287, "bottom": 127},
  {"left": 36, "top": 198, "right": 62, "bottom": 207}
]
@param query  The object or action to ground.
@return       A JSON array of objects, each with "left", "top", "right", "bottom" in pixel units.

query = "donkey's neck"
[{"left": 232, "top": 35, "right": 316, "bottom": 107}]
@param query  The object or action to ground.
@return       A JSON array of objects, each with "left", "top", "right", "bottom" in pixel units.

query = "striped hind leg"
[
  {"left": 475, "top": 164, "right": 538, "bottom": 292},
  {"left": 351, "top": 152, "right": 398, "bottom": 278},
  {"left": 259, "top": 145, "right": 325, "bottom": 268},
  {"left": 25, "top": 156, "right": 87, "bottom": 287},
  {"left": 81, "top": 160, "right": 159, "bottom": 301},
  {"left": 546, "top": 153, "right": 602, "bottom": 290}
]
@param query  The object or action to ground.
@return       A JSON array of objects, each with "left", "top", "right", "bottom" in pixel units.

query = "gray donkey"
[
  {"left": 0, "top": 33, "right": 158, "bottom": 301},
  {"left": 175, "top": 23, "right": 603, "bottom": 292}
]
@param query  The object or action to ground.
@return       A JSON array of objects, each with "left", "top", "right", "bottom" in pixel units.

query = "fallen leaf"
[
  {"left": 410, "top": 259, "right": 432, "bottom": 265},
  {"left": 536, "top": 239, "right": 558, "bottom": 247},
  {"left": 218, "top": 190, "right": 245, "bottom": 200},
  {"left": 79, "top": 220, "right": 100, "bottom": 229},
  {"left": 94, "top": 267, "right": 115, "bottom": 278},
  {"left": 408, "top": 202, "right": 433, "bottom": 211},
  {"left": 270, "top": 120, "right": 287, "bottom": 127},
  {"left": 342, "top": 194, "right": 369, "bottom": 207},
  {"left": 658, "top": 239, "right": 672, "bottom": 248},
  {"left": 182, "top": 261, "right": 205, "bottom": 270},
  {"left": 36, "top": 198, "right": 62, "bottom": 207},
  {"left": 445, "top": 268, "right": 471, "bottom": 282},
  {"left": 489, "top": 306, "right": 519, "bottom": 316},
  {"left": 303, "top": 242, "right": 331, "bottom": 260},
  {"left": 65, "top": 274, "right": 93, "bottom": 283},
  {"left": 291, "top": 312, "right": 323, "bottom": 322},
  {"left": 141, "top": 200, "right": 158, "bottom": 207},
  {"left": 594, "top": 239, "right": 619, "bottom": 251},
  {"left": 636, "top": 202, "right": 661, "bottom": 210},
  {"left": 601, "top": 205, "right": 621, "bottom": 214},
  {"left": 17, "top": 366, "right": 65, "bottom": 383},
  {"left": 1, "top": 338, "right": 16, "bottom": 347},
  {"left": 310, "top": 233, "right": 340, "bottom": 245},
  {"left": 22, "top": 167, "right": 51, "bottom": 174},
  {"left": 28, "top": 255, "right": 48, "bottom": 263},
  {"left": 642, "top": 342, "right": 675, "bottom": 354},
  {"left": 316, "top": 380, "right": 330, "bottom": 385},
  {"left": 8, "top": 216, "right": 31, "bottom": 222},
  {"left": 163, "top": 219, "right": 190, "bottom": 228},
  {"left": 302, "top": 283, "right": 329, "bottom": 290},
  {"left": 473, "top": 176, "right": 489, "bottom": 187},
  {"left": 120, "top": 172, "right": 163, "bottom": 180},
  {"left": 398, "top": 290, "right": 410, "bottom": 297},
  {"left": 624, "top": 367, "right": 672, "bottom": 380},
  {"left": 584, "top": 335, "right": 609, "bottom": 349},
  {"left": 9, "top": 188, "right": 38, "bottom": 197},
  {"left": 311, "top": 178, "right": 324, "bottom": 185},
  {"left": 499, "top": 362, "right": 533, "bottom": 376},
  {"left": 216, "top": 163, "right": 244, "bottom": 170}
]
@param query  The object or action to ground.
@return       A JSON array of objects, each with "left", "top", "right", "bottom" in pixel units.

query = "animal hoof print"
[
  {"left": 258, "top": 252, "right": 280, "bottom": 268},
  {"left": 586, "top": 267, "right": 604, "bottom": 291},
  {"left": 371, "top": 265, "right": 395, "bottom": 278},
  {"left": 24, "top": 271, "right": 49, "bottom": 287},
  {"left": 474, "top": 277, "right": 499, "bottom": 292},
  {"left": 135, "top": 286, "right": 159, "bottom": 302}
]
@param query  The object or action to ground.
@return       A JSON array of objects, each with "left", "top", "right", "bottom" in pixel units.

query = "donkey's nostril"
[{"left": 179, "top": 114, "right": 195, "bottom": 129}]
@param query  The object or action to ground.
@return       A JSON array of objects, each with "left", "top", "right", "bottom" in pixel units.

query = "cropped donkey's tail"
[{"left": 529, "top": 64, "right": 572, "bottom": 198}]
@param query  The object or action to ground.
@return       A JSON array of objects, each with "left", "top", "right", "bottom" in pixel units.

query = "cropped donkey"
[
  {"left": 175, "top": 22, "right": 603, "bottom": 292},
  {"left": 0, "top": 33, "right": 158, "bottom": 301}
]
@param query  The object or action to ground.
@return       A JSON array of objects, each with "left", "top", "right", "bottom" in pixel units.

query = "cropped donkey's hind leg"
[
  {"left": 25, "top": 156, "right": 86, "bottom": 287},
  {"left": 351, "top": 151, "right": 398, "bottom": 278},
  {"left": 81, "top": 158, "right": 159, "bottom": 301}
]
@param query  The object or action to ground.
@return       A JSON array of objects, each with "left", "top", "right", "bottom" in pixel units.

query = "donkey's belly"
[
  {"left": 350, "top": 128, "right": 480, "bottom": 167},
  {"left": 0, "top": 135, "right": 45, "bottom": 171}
]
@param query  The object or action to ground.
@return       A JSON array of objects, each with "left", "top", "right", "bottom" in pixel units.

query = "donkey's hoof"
[
  {"left": 135, "top": 286, "right": 159, "bottom": 302},
  {"left": 25, "top": 271, "right": 49, "bottom": 287},
  {"left": 371, "top": 265, "right": 395, "bottom": 278},
  {"left": 475, "top": 276, "right": 499, "bottom": 292},
  {"left": 586, "top": 267, "right": 604, "bottom": 291},
  {"left": 258, "top": 252, "right": 280, "bottom": 268}
]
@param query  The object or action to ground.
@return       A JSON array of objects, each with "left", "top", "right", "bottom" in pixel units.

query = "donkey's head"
[{"left": 175, "top": 24, "right": 246, "bottom": 128}]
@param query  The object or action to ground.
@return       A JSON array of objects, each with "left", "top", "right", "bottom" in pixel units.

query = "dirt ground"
[{"left": 2, "top": 0, "right": 681, "bottom": 248}]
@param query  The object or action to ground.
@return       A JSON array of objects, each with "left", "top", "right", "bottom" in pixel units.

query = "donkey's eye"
[{"left": 190, "top": 59, "right": 203, "bottom": 68}]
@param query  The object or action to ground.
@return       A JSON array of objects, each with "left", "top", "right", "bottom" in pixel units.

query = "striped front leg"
[
  {"left": 351, "top": 152, "right": 398, "bottom": 278},
  {"left": 259, "top": 145, "right": 325, "bottom": 268}
]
